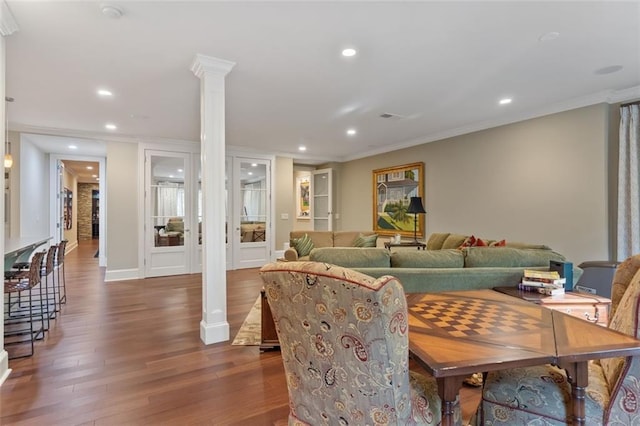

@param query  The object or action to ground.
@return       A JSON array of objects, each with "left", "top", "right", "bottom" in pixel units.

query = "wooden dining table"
[{"left": 407, "top": 289, "right": 640, "bottom": 426}]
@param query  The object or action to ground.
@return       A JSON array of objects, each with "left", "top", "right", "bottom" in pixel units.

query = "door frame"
[
  {"left": 226, "top": 152, "right": 275, "bottom": 270},
  {"left": 49, "top": 153, "right": 106, "bottom": 266},
  {"left": 137, "top": 141, "right": 201, "bottom": 278}
]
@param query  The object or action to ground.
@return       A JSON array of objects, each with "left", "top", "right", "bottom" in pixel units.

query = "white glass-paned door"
[
  {"left": 231, "top": 158, "right": 270, "bottom": 269},
  {"left": 312, "top": 168, "right": 333, "bottom": 231},
  {"left": 145, "top": 151, "right": 191, "bottom": 277}
]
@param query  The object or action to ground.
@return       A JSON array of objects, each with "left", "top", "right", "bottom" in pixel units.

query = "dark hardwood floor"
[{"left": 1, "top": 240, "right": 479, "bottom": 425}]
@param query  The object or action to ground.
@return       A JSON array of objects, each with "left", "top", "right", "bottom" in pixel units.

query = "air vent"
[{"left": 379, "top": 112, "right": 405, "bottom": 120}]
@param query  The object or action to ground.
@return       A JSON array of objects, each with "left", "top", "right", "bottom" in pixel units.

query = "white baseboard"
[{"left": 104, "top": 268, "right": 140, "bottom": 282}]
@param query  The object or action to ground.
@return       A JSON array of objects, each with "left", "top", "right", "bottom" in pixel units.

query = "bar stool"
[
  {"left": 54, "top": 240, "right": 67, "bottom": 305},
  {"left": 4, "top": 250, "right": 46, "bottom": 359}
]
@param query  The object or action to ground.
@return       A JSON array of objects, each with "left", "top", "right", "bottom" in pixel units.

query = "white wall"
[
  {"left": 339, "top": 104, "right": 610, "bottom": 265},
  {"left": 19, "top": 137, "right": 49, "bottom": 239}
]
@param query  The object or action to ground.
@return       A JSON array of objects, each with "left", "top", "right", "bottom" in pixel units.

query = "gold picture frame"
[
  {"left": 296, "top": 176, "right": 310, "bottom": 219},
  {"left": 372, "top": 162, "right": 425, "bottom": 237}
]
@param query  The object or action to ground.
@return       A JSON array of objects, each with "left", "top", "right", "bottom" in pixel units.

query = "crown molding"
[
  {"left": 0, "top": 1, "right": 18, "bottom": 37},
  {"left": 340, "top": 86, "right": 640, "bottom": 163},
  {"left": 191, "top": 54, "right": 236, "bottom": 79},
  {"left": 11, "top": 122, "right": 200, "bottom": 147}
]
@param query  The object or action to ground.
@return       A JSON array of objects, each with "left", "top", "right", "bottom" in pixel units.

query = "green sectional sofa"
[{"left": 307, "top": 246, "right": 582, "bottom": 293}]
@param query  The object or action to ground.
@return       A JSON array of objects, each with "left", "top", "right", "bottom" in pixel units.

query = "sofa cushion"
[
  {"left": 309, "top": 247, "right": 391, "bottom": 268},
  {"left": 333, "top": 231, "right": 375, "bottom": 247},
  {"left": 290, "top": 231, "right": 333, "bottom": 249},
  {"left": 353, "top": 233, "right": 378, "bottom": 247},
  {"left": 391, "top": 249, "right": 464, "bottom": 268},
  {"left": 291, "top": 233, "right": 315, "bottom": 257},
  {"left": 463, "top": 247, "right": 565, "bottom": 268},
  {"left": 426, "top": 233, "right": 451, "bottom": 250},
  {"left": 441, "top": 233, "right": 468, "bottom": 249}
]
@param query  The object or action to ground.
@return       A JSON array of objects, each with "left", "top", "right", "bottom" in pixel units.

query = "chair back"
[
  {"left": 27, "top": 251, "right": 45, "bottom": 288},
  {"left": 610, "top": 253, "right": 640, "bottom": 319},
  {"left": 260, "top": 261, "right": 415, "bottom": 425},
  {"left": 55, "top": 240, "right": 67, "bottom": 266},
  {"left": 600, "top": 254, "right": 640, "bottom": 423},
  {"left": 43, "top": 245, "right": 57, "bottom": 275}
]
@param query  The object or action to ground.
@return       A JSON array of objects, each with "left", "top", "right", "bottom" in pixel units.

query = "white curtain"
[
  {"left": 618, "top": 103, "right": 640, "bottom": 260},
  {"left": 243, "top": 180, "right": 265, "bottom": 222},
  {"left": 156, "top": 182, "right": 184, "bottom": 222}
]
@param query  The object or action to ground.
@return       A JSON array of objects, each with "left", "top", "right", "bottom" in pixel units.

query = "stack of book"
[{"left": 519, "top": 269, "right": 566, "bottom": 295}]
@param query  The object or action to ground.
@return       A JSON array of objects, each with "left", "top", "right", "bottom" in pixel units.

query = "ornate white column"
[
  {"left": 191, "top": 54, "right": 235, "bottom": 344},
  {"left": 0, "top": 0, "right": 18, "bottom": 385}
]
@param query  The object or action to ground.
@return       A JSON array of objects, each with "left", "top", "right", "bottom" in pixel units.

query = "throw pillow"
[
  {"left": 490, "top": 239, "right": 507, "bottom": 247},
  {"left": 475, "top": 238, "right": 488, "bottom": 247},
  {"left": 353, "top": 233, "right": 378, "bottom": 247},
  {"left": 457, "top": 235, "right": 477, "bottom": 249},
  {"left": 291, "top": 233, "right": 314, "bottom": 257}
]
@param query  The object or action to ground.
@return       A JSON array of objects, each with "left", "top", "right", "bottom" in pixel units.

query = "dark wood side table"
[
  {"left": 384, "top": 241, "right": 426, "bottom": 250},
  {"left": 494, "top": 286, "right": 611, "bottom": 327},
  {"left": 260, "top": 289, "right": 280, "bottom": 351}
]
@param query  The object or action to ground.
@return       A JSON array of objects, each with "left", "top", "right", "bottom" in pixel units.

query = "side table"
[
  {"left": 384, "top": 241, "right": 426, "bottom": 250},
  {"left": 494, "top": 286, "right": 610, "bottom": 327},
  {"left": 260, "top": 289, "right": 280, "bottom": 351}
]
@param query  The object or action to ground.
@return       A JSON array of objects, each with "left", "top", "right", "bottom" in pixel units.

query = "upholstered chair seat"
[
  {"left": 477, "top": 253, "right": 640, "bottom": 425},
  {"left": 260, "top": 261, "right": 447, "bottom": 425}
]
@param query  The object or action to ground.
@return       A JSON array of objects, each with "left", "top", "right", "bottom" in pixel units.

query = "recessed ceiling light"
[
  {"left": 342, "top": 48, "right": 357, "bottom": 57},
  {"left": 177, "top": 168, "right": 183, "bottom": 173},
  {"left": 87, "top": 166, "right": 93, "bottom": 170},
  {"left": 499, "top": 98, "right": 512, "bottom": 105},
  {"left": 169, "top": 175, "right": 174, "bottom": 178},
  {"left": 248, "top": 172, "right": 253, "bottom": 176},
  {"left": 251, "top": 163, "right": 258, "bottom": 167},
  {"left": 105, "top": 123, "right": 117, "bottom": 130},
  {"left": 68, "top": 145, "right": 78, "bottom": 150},
  {"left": 299, "top": 145, "right": 307, "bottom": 152},
  {"left": 101, "top": 3, "right": 124, "bottom": 19},
  {"left": 97, "top": 89, "right": 112, "bottom": 97},
  {"left": 595, "top": 65, "right": 624, "bottom": 75},
  {"left": 347, "top": 128, "right": 357, "bottom": 136},
  {"left": 538, "top": 32, "right": 560, "bottom": 42}
]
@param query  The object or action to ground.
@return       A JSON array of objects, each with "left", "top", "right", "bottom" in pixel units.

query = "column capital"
[
  {"left": 191, "top": 54, "right": 235, "bottom": 79},
  {"left": 0, "top": 1, "right": 18, "bottom": 37}
]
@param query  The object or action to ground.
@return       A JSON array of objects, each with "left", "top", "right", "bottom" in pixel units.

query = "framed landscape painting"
[
  {"left": 296, "top": 176, "right": 310, "bottom": 219},
  {"left": 372, "top": 162, "right": 425, "bottom": 237}
]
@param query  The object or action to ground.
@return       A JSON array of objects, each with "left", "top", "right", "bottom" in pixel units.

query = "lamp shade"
[{"left": 407, "top": 196, "right": 426, "bottom": 214}]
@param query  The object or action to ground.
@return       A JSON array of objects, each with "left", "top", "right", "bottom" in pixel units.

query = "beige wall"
[
  {"left": 338, "top": 104, "right": 610, "bottom": 264},
  {"left": 106, "top": 141, "right": 138, "bottom": 271},
  {"left": 274, "top": 156, "right": 293, "bottom": 250}
]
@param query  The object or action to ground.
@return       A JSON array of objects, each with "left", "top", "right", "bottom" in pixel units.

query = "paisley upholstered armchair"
[
  {"left": 477, "top": 253, "right": 640, "bottom": 425},
  {"left": 260, "top": 261, "right": 447, "bottom": 425}
]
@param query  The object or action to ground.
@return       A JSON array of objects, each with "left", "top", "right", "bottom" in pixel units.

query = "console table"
[{"left": 384, "top": 241, "right": 426, "bottom": 250}]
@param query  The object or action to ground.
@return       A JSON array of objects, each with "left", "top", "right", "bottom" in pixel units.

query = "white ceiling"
[{"left": 4, "top": 1, "right": 640, "bottom": 164}]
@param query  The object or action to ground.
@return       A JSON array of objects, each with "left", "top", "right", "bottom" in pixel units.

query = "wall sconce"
[{"left": 5, "top": 96, "right": 13, "bottom": 169}]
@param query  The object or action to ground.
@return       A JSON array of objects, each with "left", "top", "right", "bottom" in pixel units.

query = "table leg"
[
  {"left": 437, "top": 376, "right": 463, "bottom": 426},
  {"left": 562, "top": 361, "right": 588, "bottom": 425}
]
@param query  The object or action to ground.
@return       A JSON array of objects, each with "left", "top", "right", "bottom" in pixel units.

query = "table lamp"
[{"left": 407, "top": 196, "right": 426, "bottom": 243}]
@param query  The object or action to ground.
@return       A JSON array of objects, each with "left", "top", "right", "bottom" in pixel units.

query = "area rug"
[{"left": 232, "top": 296, "right": 261, "bottom": 345}]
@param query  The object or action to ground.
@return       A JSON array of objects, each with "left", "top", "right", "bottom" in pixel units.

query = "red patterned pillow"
[
  {"left": 458, "top": 235, "right": 477, "bottom": 249},
  {"left": 490, "top": 239, "right": 507, "bottom": 247},
  {"left": 475, "top": 238, "right": 488, "bottom": 247}
]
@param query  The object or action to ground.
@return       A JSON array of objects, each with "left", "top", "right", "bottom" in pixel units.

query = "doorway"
[
  {"left": 226, "top": 156, "right": 272, "bottom": 269},
  {"left": 49, "top": 154, "right": 106, "bottom": 267}
]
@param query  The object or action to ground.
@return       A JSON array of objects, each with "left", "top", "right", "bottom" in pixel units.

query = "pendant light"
[{"left": 4, "top": 96, "right": 13, "bottom": 169}]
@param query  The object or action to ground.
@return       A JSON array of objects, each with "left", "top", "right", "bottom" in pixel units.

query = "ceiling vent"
[{"left": 379, "top": 112, "right": 405, "bottom": 120}]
